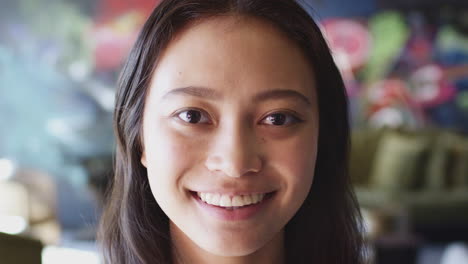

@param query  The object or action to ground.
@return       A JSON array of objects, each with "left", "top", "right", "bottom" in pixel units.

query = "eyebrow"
[
  {"left": 162, "top": 86, "right": 312, "bottom": 106},
  {"left": 162, "top": 86, "right": 223, "bottom": 100},
  {"left": 253, "top": 89, "right": 312, "bottom": 106}
]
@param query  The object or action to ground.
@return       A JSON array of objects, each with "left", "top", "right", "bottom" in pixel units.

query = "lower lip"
[{"left": 191, "top": 192, "right": 275, "bottom": 221}]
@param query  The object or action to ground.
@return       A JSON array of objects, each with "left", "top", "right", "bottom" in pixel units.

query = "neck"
[{"left": 170, "top": 224, "right": 285, "bottom": 264}]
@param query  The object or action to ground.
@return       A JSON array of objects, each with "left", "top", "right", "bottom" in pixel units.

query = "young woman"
[{"left": 98, "top": 0, "right": 364, "bottom": 263}]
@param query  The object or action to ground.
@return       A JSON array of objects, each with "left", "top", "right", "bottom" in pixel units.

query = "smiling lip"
[{"left": 190, "top": 191, "right": 275, "bottom": 221}]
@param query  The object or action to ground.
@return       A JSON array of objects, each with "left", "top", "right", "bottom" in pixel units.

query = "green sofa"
[{"left": 350, "top": 127, "right": 468, "bottom": 240}]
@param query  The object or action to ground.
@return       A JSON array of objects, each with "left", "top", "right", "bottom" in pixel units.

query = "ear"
[{"left": 141, "top": 151, "right": 147, "bottom": 167}]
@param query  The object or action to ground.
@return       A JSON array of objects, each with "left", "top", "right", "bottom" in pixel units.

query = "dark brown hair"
[{"left": 98, "top": 0, "right": 364, "bottom": 263}]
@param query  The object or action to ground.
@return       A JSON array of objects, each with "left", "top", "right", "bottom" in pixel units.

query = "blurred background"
[{"left": 0, "top": 0, "right": 467, "bottom": 263}]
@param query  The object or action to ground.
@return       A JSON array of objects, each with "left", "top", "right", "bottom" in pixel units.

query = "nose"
[{"left": 204, "top": 123, "right": 263, "bottom": 178}]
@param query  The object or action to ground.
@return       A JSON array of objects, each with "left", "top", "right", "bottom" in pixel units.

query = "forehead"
[{"left": 150, "top": 15, "right": 316, "bottom": 102}]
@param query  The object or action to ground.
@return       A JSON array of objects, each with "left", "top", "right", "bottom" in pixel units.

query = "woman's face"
[{"left": 141, "top": 16, "right": 318, "bottom": 259}]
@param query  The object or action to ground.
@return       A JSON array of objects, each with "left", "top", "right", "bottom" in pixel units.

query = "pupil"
[
  {"left": 186, "top": 110, "right": 201, "bottom": 123},
  {"left": 270, "top": 113, "right": 286, "bottom": 125}
]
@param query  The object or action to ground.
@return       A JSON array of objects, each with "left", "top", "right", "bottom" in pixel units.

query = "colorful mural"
[{"left": 322, "top": 10, "right": 468, "bottom": 131}]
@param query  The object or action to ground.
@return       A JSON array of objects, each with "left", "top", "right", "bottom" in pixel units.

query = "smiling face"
[{"left": 140, "top": 15, "right": 319, "bottom": 262}]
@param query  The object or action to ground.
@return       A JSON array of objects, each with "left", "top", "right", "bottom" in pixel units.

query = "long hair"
[{"left": 98, "top": 0, "right": 364, "bottom": 263}]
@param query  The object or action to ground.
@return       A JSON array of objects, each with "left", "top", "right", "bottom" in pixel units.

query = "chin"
[
  {"left": 195, "top": 231, "right": 272, "bottom": 257},
  {"left": 203, "top": 242, "right": 262, "bottom": 257}
]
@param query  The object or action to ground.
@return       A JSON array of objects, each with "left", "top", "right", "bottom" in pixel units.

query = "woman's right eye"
[{"left": 177, "top": 109, "right": 211, "bottom": 124}]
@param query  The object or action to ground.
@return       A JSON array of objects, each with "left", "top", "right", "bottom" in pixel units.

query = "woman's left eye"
[{"left": 261, "top": 112, "right": 302, "bottom": 126}]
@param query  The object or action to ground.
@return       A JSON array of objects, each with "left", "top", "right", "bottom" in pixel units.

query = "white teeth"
[
  {"left": 243, "top": 195, "right": 252, "bottom": 204},
  {"left": 205, "top": 193, "right": 213, "bottom": 203},
  {"left": 232, "top": 196, "right": 244, "bottom": 206},
  {"left": 252, "top": 194, "right": 265, "bottom": 204},
  {"left": 219, "top": 195, "right": 232, "bottom": 207},
  {"left": 252, "top": 194, "right": 259, "bottom": 203},
  {"left": 210, "top": 194, "right": 220, "bottom": 205},
  {"left": 197, "top": 192, "right": 267, "bottom": 207}
]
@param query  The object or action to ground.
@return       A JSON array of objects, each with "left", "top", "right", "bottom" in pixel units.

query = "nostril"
[{"left": 204, "top": 150, "right": 263, "bottom": 178}]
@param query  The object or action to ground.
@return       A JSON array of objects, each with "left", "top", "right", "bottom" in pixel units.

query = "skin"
[{"left": 141, "top": 15, "right": 319, "bottom": 264}]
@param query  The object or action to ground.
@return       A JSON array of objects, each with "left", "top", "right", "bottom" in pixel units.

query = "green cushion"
[
  {"left": 452, "top": 136, "right": 468, "bottom": 190},
  {"left": 424, "top": 132, "right": 468, "bottom": 191},
  {"left": 424, "top": 132, "right": 458, "bottom": 190},
  {"left": 369, "top": 131, "right": 429, "bottom": 191},
  {"left": 350, "top": 127, "right": 387, "bottom": 186}
]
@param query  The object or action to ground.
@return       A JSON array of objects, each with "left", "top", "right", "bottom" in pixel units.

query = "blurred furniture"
[
  {"left": 0, "top": 181, "right": 29, "bottom": 234},
  {"left": 350, "top": 126, "right": 468, "bottom": 242},
  {"left": 0, "top": 232, "right": 43, "bottom": 264},
  {"left": 374, "top": 235, "right": 420, "bottom": 264},
  {"left": 5, "top": 169, "right": 61, "bottom": 245}
]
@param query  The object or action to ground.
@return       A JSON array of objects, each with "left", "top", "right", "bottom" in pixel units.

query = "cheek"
[
  {"left": 270, "top": 130, "right": 318, "bottom": 203},
  {"left": 143, "top": 123, "right": 200, "bottom": 198},
  {"left": 278, "top": 132, "right": 316, "bottom": 177}
]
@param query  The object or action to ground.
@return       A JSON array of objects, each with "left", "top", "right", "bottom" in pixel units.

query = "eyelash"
[{"left": 174, "top": 108, "right": 304, "bottom": 126}]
